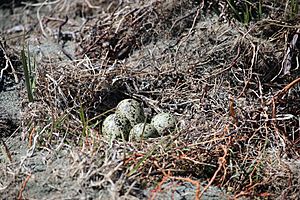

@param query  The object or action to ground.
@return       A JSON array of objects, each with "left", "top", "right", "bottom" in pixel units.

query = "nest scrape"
[{"left": 2, "top": 0, "right": 300, "bottom": 199}]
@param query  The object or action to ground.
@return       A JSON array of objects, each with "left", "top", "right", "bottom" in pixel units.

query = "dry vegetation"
[{"left": 1, "top": 0, "right": 300, "bottom": 199}]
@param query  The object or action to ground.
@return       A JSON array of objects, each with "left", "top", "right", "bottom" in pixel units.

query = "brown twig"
[
  {"left": 150, "top": 165, "right": 201, "bottom": 200},
  {"left": 199, "top": 145, "right": 228, "bottom": 199},
  {"left": 0, "top": 138, "right": 12, "bottom": 163},
  {"left": 267, "top": 76, "right": 300, "bottom": 105},
  {"left": 18, "top": 174, "right": 31, "bottom": 200},
  {"left": 28, "top": 127, "right": 35, "bottom": 148}
]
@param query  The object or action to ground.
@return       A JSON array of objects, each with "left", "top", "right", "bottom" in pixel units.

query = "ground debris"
[{"left": 1, "top": 0, "right": 300, "bottom": 199}]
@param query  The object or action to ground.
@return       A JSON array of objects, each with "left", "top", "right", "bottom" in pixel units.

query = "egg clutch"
[{"left": 102, "top": 99, "right": 176, "bottom": 141}]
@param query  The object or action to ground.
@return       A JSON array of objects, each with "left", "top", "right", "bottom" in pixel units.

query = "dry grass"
[{"left": 1, "top": 0, "right": 300, "bottom": 199}]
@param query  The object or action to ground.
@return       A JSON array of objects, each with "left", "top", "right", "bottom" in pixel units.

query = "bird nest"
[{"left": 3, "top": 0, "right": 300, "bottom": 199}]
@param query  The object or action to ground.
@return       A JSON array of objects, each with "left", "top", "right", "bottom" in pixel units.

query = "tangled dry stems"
[{"left": 11, "top": 0, "right": 300, "bottom": 199}]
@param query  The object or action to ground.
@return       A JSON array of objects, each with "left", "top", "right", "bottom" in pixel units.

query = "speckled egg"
[
  {"left": 102, "top": 113, "right": 131, "bottom": 141},
  {"left": 151, "top": 113, "right": 176, "bottom": 135},
  {"left": 116, "top": 99, "right": 145, "bottom": 126},
  {"left": 129, "top": 123, "right": 159, "bottom": 141}
]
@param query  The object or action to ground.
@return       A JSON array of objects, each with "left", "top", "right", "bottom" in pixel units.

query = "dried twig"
[
  {"left": 17, "top": 174, "right": 31, "bottom": 200},
  {"left": 0, "top": 40, "right": 19, "bottom": 83}
]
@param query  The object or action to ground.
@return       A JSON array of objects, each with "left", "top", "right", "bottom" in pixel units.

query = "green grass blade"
[
  {"left": 21, "top": 48, "right": 34, "bottom": 102},
  {"left": 79, "top": 104, "right": 88, "bottom": 136},
  {"left": 128, "top": 136, "right": 168, "bottom": 176}
]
